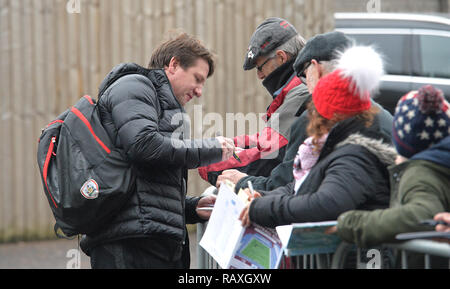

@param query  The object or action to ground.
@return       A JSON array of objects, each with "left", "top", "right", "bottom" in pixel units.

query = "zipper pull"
[{"left": 51, "top": 137, "right": 57, "bottom": 156}]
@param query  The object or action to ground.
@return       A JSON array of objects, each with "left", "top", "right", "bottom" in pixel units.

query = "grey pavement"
[{"left": 0, "top": 229, "right": 198, "bottom": 269}]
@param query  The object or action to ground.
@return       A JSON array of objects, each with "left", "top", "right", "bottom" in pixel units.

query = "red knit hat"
[{"left": 312, "top": 46, "right": 384, "bottom": 120}]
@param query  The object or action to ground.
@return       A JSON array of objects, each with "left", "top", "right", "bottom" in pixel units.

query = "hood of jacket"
[
  {"left": 336, "top": 133, "right": 397, "bottom": 166},
  {"left": 411, "top": 136, "right": 450, "bottom": 169},
  {"left": 317, "top": 110, "right": 393, "bottom": 164},
  {"left": 97, "top": 62, "right": 184, "bottom": 112}
]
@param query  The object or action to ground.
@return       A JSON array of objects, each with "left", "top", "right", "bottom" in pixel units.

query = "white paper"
[
  {"left": 294, "top": 171, "right": 309, "bottom": 194},
  {"left": 199, "top": 184, "right": 246, "bottom": 269},
  {"left": 275, "top": 225, "right": 293, "bottom": 248}
]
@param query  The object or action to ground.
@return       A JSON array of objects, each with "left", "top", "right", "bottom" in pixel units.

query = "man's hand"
[
  {"left": 196, "top": 195, "right": 217, "bottom": 221},
  {"left": 238, "top": 189, "right": 261, "bottom": 227},
  {"left": 434, "top": 212, "right": 450, "bottom": 232},
  {"left": 216, "top": 169, "right": 248, "bottom": 187},
  {"left": 239, "top": 203, "right": 252, "bottom": 227},
  {"left": 241, "top": 188, "right": 261, "bottom": 202},
  {"left": 216, "top": 136, "right": 235, "bottom": 161}
]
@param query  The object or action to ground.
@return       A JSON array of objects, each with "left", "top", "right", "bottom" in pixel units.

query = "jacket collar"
[
  {"left": 98, "top": 63, "right": 185, "bottom": 112},
  {"left": 262, "top": 58, "right": 297, "bottom": 97},
  {"left": 336, "top": 132, "right": 397, "bottom": 166},
  {"left": 263, "top": 76, "right": 302, "bottom": 121},
  {"left": 318, "top": 116, "right": 394, "bottom": 162},
  {"left": 411, "top": 136, "right": 450, "bottom": 169},
  {"left": 98, "top": 63, "right": 151, "bottom": 97}
]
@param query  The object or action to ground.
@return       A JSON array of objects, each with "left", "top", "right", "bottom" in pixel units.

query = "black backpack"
[{"left": 37, "top": 94, "right": 136, "bottom": 237}]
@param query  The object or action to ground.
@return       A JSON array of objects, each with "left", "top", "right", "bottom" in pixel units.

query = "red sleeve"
[
  {"left": 234, "top": 132, "right": 259, "bottom": 148},
  {"left": 198, "top": 127, "right": 289, "bottom": 181}
]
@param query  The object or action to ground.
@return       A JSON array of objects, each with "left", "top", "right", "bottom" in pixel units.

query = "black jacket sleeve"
[
  {"left": 106, "top": 75, "right": 222, "bottom": 169},
  {"left": 236, "top": 158, "right": 295, "bottom": 192},
  {"left": 185, "top": 196, "right": 206, "bottom": 224},
  {"left": 249, "top": 149, "right": 386, "bottom": 227}
]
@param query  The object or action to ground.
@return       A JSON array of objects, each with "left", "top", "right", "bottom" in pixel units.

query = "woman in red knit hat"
[{"left": 240, "top": 45, "right": 397, "bottom": 228}]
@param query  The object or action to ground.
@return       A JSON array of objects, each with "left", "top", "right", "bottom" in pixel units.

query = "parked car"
[{"left": 335, "top": 13, "right": 450, "bottom": 114}]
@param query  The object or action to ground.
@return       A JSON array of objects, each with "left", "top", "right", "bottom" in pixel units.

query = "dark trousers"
[{"left": 89, "top": 238, "right": 185, "bottom": 269}]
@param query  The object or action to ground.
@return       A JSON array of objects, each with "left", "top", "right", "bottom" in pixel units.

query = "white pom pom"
[{"left": 337, "top": 46, "right": 384, "bottom": 100}]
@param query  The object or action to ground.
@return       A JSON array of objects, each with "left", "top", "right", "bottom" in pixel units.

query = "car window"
[
  {"left": 419, "top": 35, "right": 450, "bottom": 79},
  {"left": 346, "top": 34, "right": 410, "bottom": 76}
]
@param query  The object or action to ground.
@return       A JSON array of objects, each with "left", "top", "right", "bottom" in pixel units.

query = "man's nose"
[
  {"left": 194, "top": 86, "right": 202, "bottom": 97},
  {"left": 257, "top": 70, "right": 265, "bottom": 80}
]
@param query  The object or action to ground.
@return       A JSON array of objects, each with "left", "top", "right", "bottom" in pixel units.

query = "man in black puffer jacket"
[{"left": 80, "top": 33, "right": 235, "bottom": 269}]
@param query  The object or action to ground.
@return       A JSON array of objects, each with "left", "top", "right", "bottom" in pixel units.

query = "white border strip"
[
  {"left": 335, "top": 13, "right": 450, "bottom": 26},
  {"left": 381, "top": 75, "right": 450, "bottom": 85}
]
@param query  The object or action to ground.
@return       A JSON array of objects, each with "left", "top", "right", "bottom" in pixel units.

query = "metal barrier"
[
  {"left": 196, "top": 186, "right": 450, "bottom": 269},
  {"left": 331, "top": 240, "right": 450, "bottom": 269},
  {"left": 330, "top": 242, "right": 397, "bottom": 269},
  {"left": 385, "top": 240, "right": 450, "bottom": 269}
]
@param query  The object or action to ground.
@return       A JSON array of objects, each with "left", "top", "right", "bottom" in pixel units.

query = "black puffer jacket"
[
  {"left": 249, "top": 116, "right": 397, "bottom": 227},
  {"left": 80, "top": 63, "right": 222, "bottom": 263}
]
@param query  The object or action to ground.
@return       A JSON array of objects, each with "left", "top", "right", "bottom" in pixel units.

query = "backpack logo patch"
[{"left": 80, "top": 179, "right": 99, "bottom": 199}]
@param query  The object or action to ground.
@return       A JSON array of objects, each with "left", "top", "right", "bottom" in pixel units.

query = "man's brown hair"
[{"left": 149, "top": 32, "right": 215, "bottom": 78}]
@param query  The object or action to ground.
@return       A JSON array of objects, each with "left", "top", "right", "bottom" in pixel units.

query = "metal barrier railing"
[
  {"left": 330, "top": 240, "right": 450, "bottom": 269},
  {"left": 196, "top": 186, "right": 450, "bottom": 269},
  {"left": 385, "top": 240, "right": 450, "bottom": 269}
]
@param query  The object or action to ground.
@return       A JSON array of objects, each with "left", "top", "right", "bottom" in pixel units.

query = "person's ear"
[
  {"left": 166, "top": 57, "right": 179, "bottom": 75},
  {"left": 311, "top": 59, "right": 321, "bottom": 77},
  {"left": 275, "top": 50, "right": 289, "bottom": 65}
]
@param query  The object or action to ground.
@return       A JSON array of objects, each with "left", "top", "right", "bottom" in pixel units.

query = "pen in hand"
[
  {"left": 232, "top": 151, "right": 242, "bottom": 163},
  {"left": 196, "top": 204, "right": 214, "bottom": 211},
  {"left": 216, "top": 132, "right": 241, "bottom": 163},
  {"left": 196, "top": 207, "right": 214, "bottom": 211},
  {"left": 247, "top": 181, "right": 255, "bottom": 198}
]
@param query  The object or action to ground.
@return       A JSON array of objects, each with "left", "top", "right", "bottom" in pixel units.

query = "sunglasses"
[
  {"left": 256, "top": 56, "right": 275, "bottom": 72},
  {"left": 298, "top": 62, "right": 311, "bottom": 78}
]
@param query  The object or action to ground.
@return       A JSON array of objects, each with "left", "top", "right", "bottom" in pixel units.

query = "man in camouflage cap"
[{"left": 199, "top": 17, "right": 311, "bottom": 190}]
